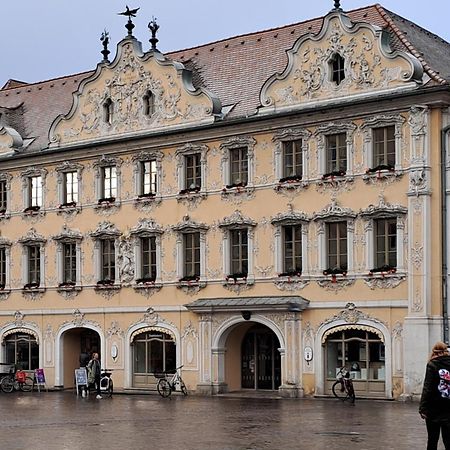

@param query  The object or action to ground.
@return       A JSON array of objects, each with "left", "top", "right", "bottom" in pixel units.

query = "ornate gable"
[
  {"left": 49, "top": 38, "right": 222, "bottom": 147},
  {"left": 260, "top": 11, "right": 423, "bottom": 112}
]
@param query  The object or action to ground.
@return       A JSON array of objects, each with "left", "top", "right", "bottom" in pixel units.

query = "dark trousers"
[
  {"left": 426, "top": 419, "right": 450, "bottom": 450},
  {"left": 94, "top": 375, "right": 101, "bottom": 396}
]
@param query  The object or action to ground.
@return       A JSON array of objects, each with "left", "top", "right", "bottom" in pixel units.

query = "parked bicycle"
[
  {"left": 99, "top": 369, "right": 113, "bottom": 398},
  {"left": 332, "top": 366, "right": 355, "bottom": 403},
  {"left": 156, "top": 365, "right": 188, "bottom": 398},
  {"left": 1, "top": 368, "right": 34, "bottom": 393}
]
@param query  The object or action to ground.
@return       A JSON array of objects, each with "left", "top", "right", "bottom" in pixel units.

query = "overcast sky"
[{"left": 1, "top": 1, "right": 449, "bottom": 87}]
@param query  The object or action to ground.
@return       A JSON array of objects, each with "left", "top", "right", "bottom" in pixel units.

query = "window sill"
[
  {"left": 275, "top": 179, "right": 308, "bottom": 191},
  {"left": 23, "top": 207, "right": 45, "bottom": 217},
  {"left": 363, "top": 168, "right": 402, "bottom": 182}
]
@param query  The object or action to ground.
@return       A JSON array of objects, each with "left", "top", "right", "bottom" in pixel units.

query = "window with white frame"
[
  {"left": 282, "top": 225, "right": 302, "bottom": 275},
  {"left": 21, "top": 168, "right": 47, "bottom": 212},
  {"left": 56, "top": 162, "right": 83, "bottom": 208},
  {"left": 132, "top": 151, "right": 162, "bottom": 200},
  {"left": 374, "top": 218, "right": 397, "bottom": 269},
  {"left": 326, "top": 133, "right": 347, "bottom": 176},
  {"left": 101, "top": 239, "right": 116, "bottom": 282},
  {"left": 103, "top": 98, "right": 113, "bottom": 125},
  {"left": 63, "top": 243, "right": 77, "bottom": 284},
  {"left": 19, "top": 229, "right": 46, "bottom": 289},
  {"left": 93, "top": 156, "right": 122, "bottom": 204},
  {"left": 326, "top": 221, "right": 348, "bottom": 272},
  {"left": 143, "top": 91, "right": 155, "bottom": 117},
  {"left": 102, "top": 167, "right": 116, "bottom": 200},
  {"left": 63, "top": 172, "right": 79, "bottom": 204},
  {"left": 220, "top": 137, "right": 255, "bottom": 189},
  {"left": 140, "top": 160, "right": 157, "bottom": 196},
  {"left": 361, "top": 115, "right": 404, "bottom": 173},
  {"left": 0, "top": 239, "right": 11, "bottom": 290},
  {"left": 329, "top": 53, "right": 345, "bottom": 85},
  {"left": 175, "top": 143, "right": 208, "bottom": 195},
  {"left": 0, "top": 179, "right": 7, "bottom": 212},
  {"left": 219, "top": 211, "right": 256, "bottom": 283},
  {"left": 183, "top": 232, "right": 200, "bottom": 279},
  {"left": 140, "top": 236, "right": 157, "bottom": 281},
  {"left": 53, "top": 227, "right": 83, "bottom": 287},
  {"left": 282, "top": 140, "right": 303, "bottom": 181}
]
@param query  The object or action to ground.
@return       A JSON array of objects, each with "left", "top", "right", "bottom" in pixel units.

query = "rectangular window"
[
  {"left": 63, "top": 243, "right": 77, "bottom": 284},
  {"left": 326, "top": 133, "right": 347, "bottom": 175},
  {"left": 327, "top": 222, "right": 347, "bottom": 271},
  {"left": 283, "top": 225, "right": 302, "bottom": 275},
  {"left": 375, "top": 218, "right": 397, "bottom": 268},
  {"left": 0, "top": 247, "right": 6, "bottom": 287},
  {"left": 102, "top": 166, "right": 117, "bottom": 199},
  {"left": 141, "top": 160, "right": 157, "bottom": 196},
  {"left": 0, "top": 180, "right": 7, "bottom": 211},
  {"left": 373, "top": 126, "right": 395, "bottom": 168},
  {"left": 183, "top": 233, "right": 200, "bottom": 278},
  {"left": 229, "top": 147, "right": 248, "bottom": 186},
  {"left": 282, "top": 140, "right": 302, "bottom": 180},
  {"left": 101, "top": 239, "right": 115, "bottom": 281},
  {"left": 230, "top": 229, "right": 248, "bottom": 275},
  {"left": 28, "top": 245, "right": 40, "bottom": 285},
  {"left": 29, "top": 176, "right": 42, "bottom": 207},
  {"left": 63, "top": 172, "right": 78, "bottom": 204},
  {"left": 185, "top": 154, "right": 201, "bottom": 190},
  {"left": 141, "top": 236, "right": 157, "bottom": 280}
]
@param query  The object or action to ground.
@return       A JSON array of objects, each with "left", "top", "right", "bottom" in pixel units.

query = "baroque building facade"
[{"left": 0, "top": 3, "right": 449, "bottom": 398}]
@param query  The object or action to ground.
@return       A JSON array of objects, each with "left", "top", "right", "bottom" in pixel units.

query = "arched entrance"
[
  {"left": 4, "top": 330, "right": 39, "bottom": 370},
  {"left": 324, "top": 327, "right": 386, "bottom": 397},
  {"left": 131, "top": 328, "right": 176, "bottom": 388},
  {"left": 61, "top": 328, "right": 100, "bottom": 388}
]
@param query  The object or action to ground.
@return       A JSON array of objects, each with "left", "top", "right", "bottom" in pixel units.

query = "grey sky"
[{"left": 1, "top": 1, "right": 449, "bottom": 87}]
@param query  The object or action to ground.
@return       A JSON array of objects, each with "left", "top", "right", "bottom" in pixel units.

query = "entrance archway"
[{"left": 61, "top": 328, "right": 100, "bottom": 388}]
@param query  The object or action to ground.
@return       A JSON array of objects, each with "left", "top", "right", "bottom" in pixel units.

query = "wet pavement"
[{"left": 0, "top": 391, "right": 441, "bottom": 449}]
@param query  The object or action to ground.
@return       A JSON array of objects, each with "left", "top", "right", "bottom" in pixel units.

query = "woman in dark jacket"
[{"left": 419, "top": 342, "right": 450, "bottom": 449}]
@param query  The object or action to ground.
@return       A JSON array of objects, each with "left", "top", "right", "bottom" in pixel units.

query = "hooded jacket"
[{"left": 419, "top": 355, "right": 450, "bottom": 422}]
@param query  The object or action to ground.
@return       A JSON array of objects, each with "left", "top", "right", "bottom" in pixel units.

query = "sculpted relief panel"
[
  {"left": 260, "top": 13, "right": 423, "bottom": 110},
  {"left": 50, "top": 40, "right": 221, "bottom": 146}
]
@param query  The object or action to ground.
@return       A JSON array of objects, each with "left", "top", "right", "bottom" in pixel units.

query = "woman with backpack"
[
  {"left": 87, "top": 352, "right": 102, "bottom": 399},
  {"left": 420, "top": 342, "right": 450, "bottom": 449}
]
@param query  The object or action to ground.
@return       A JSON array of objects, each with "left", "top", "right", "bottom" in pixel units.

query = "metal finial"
[
  {"left": 333, "top": 0, "right": 342, "bottom": 9},
  {"left": 118, "top": 5, "right": 140, "bottom": 37},
  {"left": 148, "top": 16, "right": 160, "bottom": 51},
  {"left": 100, "top": 30, "right": 110, "bottom": 63}
]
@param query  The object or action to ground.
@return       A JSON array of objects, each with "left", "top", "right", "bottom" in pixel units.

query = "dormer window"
[
  {"left": 330, "top": 53, "right": 345, "bottom": 85},
  {"left": 143, "top": 91, "right": 155, "bottom": 117},
  {"left": 103, "top": 98, "right": 113, "bottom": 125}
]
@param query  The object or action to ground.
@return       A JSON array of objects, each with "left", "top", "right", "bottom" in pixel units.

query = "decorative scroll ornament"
[
  {"left": 89, "top": 221, "right": 122, "bottom": 239},
  {"left": 218, "top": 210, "right": 256, "bottom": 229},
  {"left": 359, "top": 194, "right": 407, "bottom": 219},
  {"left": 321, "top": 302, "right": 387, "bottom": 327},
  {"left": 312, "top": 199, "right": 356, "bottom": 221},
  {"left": 363, "top": 275, "right": 405, "bottom": 290}
]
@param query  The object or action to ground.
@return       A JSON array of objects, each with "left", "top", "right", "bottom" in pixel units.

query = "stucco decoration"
[
  {"left": 218, "top": 210, "right": 256, "bottom": 229},
  {"left": 303, "top": 321, "right": 315, "bottom": 374},
  {"left": 312, "top": 199, "right": 356, "bottom": 222},
  {"left": 359, "top": 195, "right": 407, "bottom": 219},
  {"left": 363, "top": 276, "right": 405, "bottom": 290},
  {"left": 2, "top": 311, "right": 38, "bottom": 334},
  {"left": 58, "top": 309, "right": 101, "bottom": 332},
  {"left": 130, "top": 307, "right": 176, "bottom": 331},
  {"left": 0, "top": 126, "right": 23, "bottom": 153},
  {"left": 260, "top": 11, "right": 423, "bottom": 111},
  {"left": 118, "top": 238, "right": 134, "bottom": 284},
  {"left": 89, "top": 221, "right": 122, "bottom": 239},
  {"left": 182, "top": 320, "right": 199, "bottom": 369},
  {"left": 49, "top": 38, "right": 221, "bottom": 147},
  {"left": 44, "top": 324, "right": 54, "bottom": 367}
]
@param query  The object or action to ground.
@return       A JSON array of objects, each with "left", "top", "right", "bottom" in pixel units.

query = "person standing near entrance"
[
  {"left": 87, "top": 352, "right": 102, "bottom": 399},
  {"left": 419, "top": 342, "right": 450, "bottom": 449}
]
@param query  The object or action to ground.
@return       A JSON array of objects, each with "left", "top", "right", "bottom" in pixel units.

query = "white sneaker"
[
  {"left": 82, "top": 390, "right": 86, "bottom": 398},
  {"left": 96, "top": 395, "right": 102, "bottom": 399}
]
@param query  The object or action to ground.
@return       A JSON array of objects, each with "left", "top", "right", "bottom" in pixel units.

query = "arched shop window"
[
  {"left": 4, "top": 332, "right": 39, "bottom": 370},
  {"left": 325, "top": 328, "right": 385, "bottom": 383},
  {"left": 132, "top": 330, "right": 176, "bottom": 375}
]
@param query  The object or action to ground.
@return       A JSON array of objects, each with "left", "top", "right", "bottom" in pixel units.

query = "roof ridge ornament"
[
  {"left": 333, "top": 0, "right": 342, "bottom": 10},
  {"left": 118, "top": 5, "right": 140, "bottom": 37},
  {"left": 148, "top": 16, "right": 160, "bottom": 51},
  {"left": 100, "top": 30, "right": 110, "bottom": 63}
]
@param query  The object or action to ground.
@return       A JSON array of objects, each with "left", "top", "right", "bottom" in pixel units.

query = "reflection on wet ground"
[{"left": 0, "top": 391, "right": 440, "bottom": 449}]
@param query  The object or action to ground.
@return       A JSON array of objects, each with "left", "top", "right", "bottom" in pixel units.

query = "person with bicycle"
[{"left": 87, "top": 352, "right": 102, "bottom": 399}]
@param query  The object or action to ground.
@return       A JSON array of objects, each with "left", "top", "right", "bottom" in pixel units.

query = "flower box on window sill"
[
  {"left": 59, "top": 201, "right": 77, "bottom": 209},
  {"left": 363, "top": 165, "right": 401, "bottom": 182},
  {"left": 137, "top": 193, "right": 156, "bottom": 200},
  {"left": 275, "top": 176, "right": 308, "bottom": 191},
  {"left": 278, "top": 271, "right": 302, "bottom": 282},
  {"left": 368, "top": 266, "right": 397, "bottom": 277},
  {"left": 95, "top": 279, "right": 119, "bottom": 289},
  {"left": 178, "top": 275, "right": 202, "bottom": 287},
  {"left": 222, "top": 182, "right": 248, "bottom": 194},
  {"left": 0, "top": 209, "right": 7, "bottom": 216},
  {"left": 97, "top": 197, "right": 116, "bottom": 205},
  {"left": 23, "top": 206, "right": 41, "bottom": 214},
  {"left": 322, "top": 170, "right": 347, "bottom": 180},
  {"left": 0, "top": 283, "right": 6, "bottom": 291},
  {"left": 225, "top": 273, "right": 248, "bottom": 284},
  {"left": 23, "top": 282, "right": 42, "bottom": 290},
  {"left": 179, "top": 186, "right": 201, "bottom": 195},
  {"left": 57, "top": 282, "right": 81, "bottom": 293},
  {"left": 323, "top": 268, "right": 347, "bottom": 283}
]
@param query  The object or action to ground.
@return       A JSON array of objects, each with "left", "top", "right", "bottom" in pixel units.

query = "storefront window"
[{"left": 4, "top": 332, "right": 39, "bottom": 370}]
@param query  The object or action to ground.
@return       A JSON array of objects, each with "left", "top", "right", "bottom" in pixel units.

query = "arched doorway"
[
  {"left": 61, "top": 328, "right": 100, "bottom": 388},
  {"left": 131, "top": 328, "right": 176, "bottom": 388},
  {"left": 324, "top": 327, "right": 385, "bottom": 397},
  {"left": 4, "top": 331, "right": 39, "bottom": 370},
  {"left": 241, "top": 325, "right": 281, "bottom": 390}
]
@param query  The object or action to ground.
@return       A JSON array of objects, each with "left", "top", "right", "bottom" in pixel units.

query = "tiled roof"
[{"left": 0, "top": 4, "right": 449, "bottom": 154}]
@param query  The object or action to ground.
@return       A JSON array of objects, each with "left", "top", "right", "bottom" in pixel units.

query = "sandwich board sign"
[
  {"left": 75, "top": 368, "right": 88, "bottom": 396},
  {"left": 34, "top": 368, "right": 47, "bottom": 392}
]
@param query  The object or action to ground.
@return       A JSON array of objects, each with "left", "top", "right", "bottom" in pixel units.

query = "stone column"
[{"left": 196, "top": 314, "right": 213, "bottom": 395}]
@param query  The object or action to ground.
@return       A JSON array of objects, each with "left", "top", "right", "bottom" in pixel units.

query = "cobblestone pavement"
[{"left": 0, "top": 391, "right": 441, "bottom": 450}]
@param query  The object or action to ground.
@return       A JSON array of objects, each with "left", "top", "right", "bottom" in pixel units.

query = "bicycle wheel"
[
  {"left": 1, "top": 376, "right": 14, "bottom": 393},
  {"left": 179, "top": 379, "right": 188, "bottom": 396},
  {"left": 332, "top": 379, "right": 349, "bottom": 401},
  {"left": 157, "top": 379, "right": 171, "bottom": 398},
  {"left": 21, "top": 376, "right": 34, "bottom": 392}
]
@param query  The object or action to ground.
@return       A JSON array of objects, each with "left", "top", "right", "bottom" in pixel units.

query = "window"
[
  {"left": 230, "top": 229, "right": 248, "bottom": 276},
  {"left": 330, "top": 53, "right": 345, "bottom": 85},
  {"left": 326, "top": 133, "right": 347, "bottom": 175},
  {"left": 373, "top": 126, "right": 395, "bottom": 169},
  {"left": 0, "top": 180, "right": 7, "bottom": 212},
  {"left": 140, "top": 236, "right": 157, "bottom": 281},
  {"left": 375, "top": 218, "right": 397, "bottom": 269},
  {"left": 229, "top": 147, "right": 248, "bottom": 187},
  {"left": 327, "top": 222, "right": 347, "bottom": 271},
  {"left": 63, "top": 171, "right": 78, "bottom": 204},
  {"left": 184, "top": 154, "right": 201, "bottom": 191},
  {"left": 29, "top": 176, "right": 42, "bottom": 208},
  {"left": 140, "top": 160, "right": 157, "bottom": 196},
  {"left": 183, "top": 233, "right": 200, "bottom": 279},
  {"left": 4, "top": 332, "right": 39, "bottom": 371},
  {"left": 101, "top": 166, "right": 117, "bottom": 201},
  {"left": 143, "top": 91, "right": 155, "bottom": 117},
  {"left": 282, "top": 225, "right": 302, "bottom": 275},
  {"left": 101, "top": 239, "right": 116, "bottom": 282},
  {"left": 103, "top": 98, "right": 113, "bottom": 124},
  {"left": 0, "top": 247, "right": 6, "bottom": 288},
  {"left": 28, "top": 245, "right": 41, "bottom": 286},
  {"left": 282, "top": 140, "right": 303, "bottom": 181},
  {"left": 63, "top": 243, "right": 77, "bottom": 284}
]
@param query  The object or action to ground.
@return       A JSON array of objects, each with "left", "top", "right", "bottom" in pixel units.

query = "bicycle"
[
  {"left": 1, "top": 368, "right": 34, "bottom": 393},
  {"left": 332, "top": 367, "right": 355, "bottom": 403},
  {"left": 99, "top": 369, "right": 113, "bottom": 398},
  {"left": 156, "top": 365, "right": 188, "bottom": 398}
]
